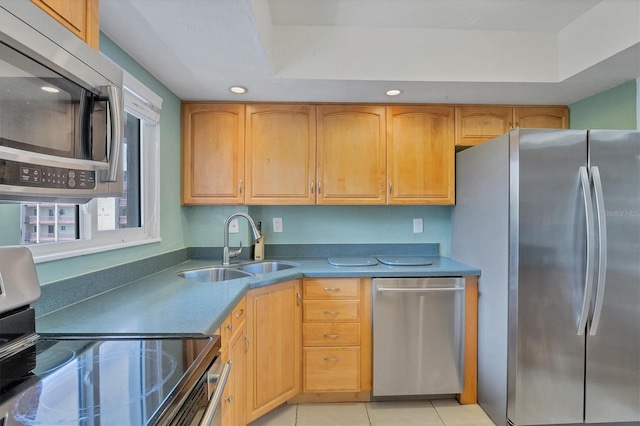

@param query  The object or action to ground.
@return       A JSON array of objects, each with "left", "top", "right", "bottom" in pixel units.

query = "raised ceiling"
[{"left": 100, "top": 0, "right": 640, "bottom": 104}]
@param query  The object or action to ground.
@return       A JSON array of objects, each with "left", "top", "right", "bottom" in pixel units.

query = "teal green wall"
[
  {"left": 249, "top": 206, "right": 452, "bottom": 256},
  {"left": 35, "top": 35, "right": 188, "bottom": 284},
  {"left": 569, "top": 80, "right": 638, "bottom": 130}
]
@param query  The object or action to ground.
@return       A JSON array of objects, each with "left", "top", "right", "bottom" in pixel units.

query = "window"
[{"left": 19, "top": 71, "right": 162, "bottom": 262}]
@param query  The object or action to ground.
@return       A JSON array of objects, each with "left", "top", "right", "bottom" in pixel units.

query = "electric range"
[{"left": 0, "top": 248, "right": 227, "bottom": 425}]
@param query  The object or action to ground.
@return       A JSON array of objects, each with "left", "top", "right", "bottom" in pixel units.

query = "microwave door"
[{"left": 0, "top": 41, "right": 84, "bottom": 159}]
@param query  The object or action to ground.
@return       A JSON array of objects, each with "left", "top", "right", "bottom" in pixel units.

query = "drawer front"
[
  {"left": 303, "top": 347, "right": 360, "bottom": 392},
  {"left": 231, "top": 297, "right": 247, "bottom": 331},
  {"left": 304, "top": 278, "right": 360, "bottom": 299},
  {"left": 303, "top": 300, "right": 360, "bottom": 322},
  {"left": 303, "top": 323, "right": 360, "bottom": 346}
]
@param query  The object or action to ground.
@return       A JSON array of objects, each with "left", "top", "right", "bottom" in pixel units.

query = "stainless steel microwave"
[{"left": 0, "top": 1, "right": 124, "bottom": 203}]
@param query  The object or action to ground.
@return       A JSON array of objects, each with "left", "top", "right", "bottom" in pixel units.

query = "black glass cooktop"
[{"left": 0, "top": 335, "right": 217, "bottom": 425}]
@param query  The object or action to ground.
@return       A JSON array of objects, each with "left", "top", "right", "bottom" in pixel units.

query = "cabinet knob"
[
  {"left": 226, "top": 395, "right": 233, "bottom": 404},
  {"left": 225, "top": 323, "right": 232, "bottom": 331}
]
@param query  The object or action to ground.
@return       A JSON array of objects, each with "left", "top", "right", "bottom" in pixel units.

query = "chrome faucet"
[{"left": 223, "top": 212, "right": 262, "bottom": 266}]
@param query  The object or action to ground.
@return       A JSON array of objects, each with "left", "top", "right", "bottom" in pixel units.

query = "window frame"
[{"left": 27, "top": 71, "right": 162, "bottom": 263}]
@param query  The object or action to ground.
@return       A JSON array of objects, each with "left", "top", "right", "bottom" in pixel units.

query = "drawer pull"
[
  {"left": 234, "top": 309, "right": 244, "bottom": 317},
  {"left": 324, "top": 310, "right": 340, "bottom": 315},
  {"left": 324, "top": 334, "right": 340, "bottom": 338},
  {"left": 324, "top": 357, "right": 340, "bottom": 362},
  {"left": 324, "top": 287, "right": 341, "bottom": 292},
  {"left": 226, "top": 395, "right": 233, "bottom": 404},
  {"left": 225, "top": 323, "right": 232, "bottom": 331}
]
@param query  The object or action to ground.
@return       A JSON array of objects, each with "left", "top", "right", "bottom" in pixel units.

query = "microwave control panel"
[{"left": 0, "top": 159, "right": 96, "bottom": 190}]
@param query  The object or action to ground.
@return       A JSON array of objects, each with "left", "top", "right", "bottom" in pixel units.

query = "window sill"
[{"left": 30, "top": 236, "right": 162, "bottom": 263}]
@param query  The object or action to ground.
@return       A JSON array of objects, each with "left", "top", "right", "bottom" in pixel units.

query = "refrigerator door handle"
[
  {"left": 589, "top": 166, "right": 607, "bottom": 335},
  {"left": 577, "top": 166, "right": 596, "bottom": 336}
]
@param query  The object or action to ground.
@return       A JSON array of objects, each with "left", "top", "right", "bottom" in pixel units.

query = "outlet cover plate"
[
  {"left": 273, "top": 217, "right": 283, "bottom": 233},
  {"left": 413, "top": 218, "right": 424, "bottom": 233}
]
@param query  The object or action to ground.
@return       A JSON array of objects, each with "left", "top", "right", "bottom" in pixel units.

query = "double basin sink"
[{"left": 178, "top": 261, "right": 298, "bottom": 283}]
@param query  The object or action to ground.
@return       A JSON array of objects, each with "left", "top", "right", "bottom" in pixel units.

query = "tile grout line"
[
  {"left": 364, "top": 402, "right": 372, "bottom": 426},
  {"left": 430, "top": 400, "right": 448, "bottom": 426}
]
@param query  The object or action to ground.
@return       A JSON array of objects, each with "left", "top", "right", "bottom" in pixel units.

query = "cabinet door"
[
  {"left": 513, "top": 106, "right": 569, "bottom": 129},
  {"left": 229, "top": 325, "right": 248, "bottom": 426},
  {"left": 454, "top": 106, "right": 512, "bottom": 147},
  {"left": 31, "top": 0, "right": 99, "bottom": 49},
  {"left": 317, "top": 105, "right": 386, "bottom": 204},
  {"left": 181, "top": 103, "right": 245, "bottom": 205},
  {"left": 387, "top": 106, "right": 455, "bottom": 204},
  {"left": 246, "top": 280, "right": 302, "bottom": 422},
  {"left": 245, "top": 104, "right": 316, "bottom": 204}
]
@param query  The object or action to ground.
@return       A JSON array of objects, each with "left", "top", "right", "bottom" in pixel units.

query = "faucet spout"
[{"left": 223, "top": 212, "right": 262, "bottom": 266}]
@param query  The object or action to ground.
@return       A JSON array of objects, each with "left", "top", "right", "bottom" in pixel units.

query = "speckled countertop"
[{"left": 36, "top": 256, "right": 479, "bottom": 337}]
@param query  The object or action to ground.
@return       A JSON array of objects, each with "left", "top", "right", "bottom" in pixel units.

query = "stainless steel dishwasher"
[{"left": 372, "top": 277, "right": 465, "bottom": 397}]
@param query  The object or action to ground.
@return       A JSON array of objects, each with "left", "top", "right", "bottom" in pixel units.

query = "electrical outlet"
[
  {"left": 413, "top": 218, "right": 424, "bottom": 233},
  {"left": 273, "top": 217, "right": 283, "bottom": 233},
  {"left": 228, "top": 218, "right": 239, "bottom": 233}
]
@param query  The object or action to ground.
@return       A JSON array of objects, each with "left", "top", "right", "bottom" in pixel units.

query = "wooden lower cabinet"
[
  {"left": 223, "top": 275, "right": 477, "bottom": 423},
  {"left": 246, "top": 280, "right": 302, "bottom": 423},
  {"left": 303, "top": 347, "right": 360, "bottom": 392},
  {"left": 299, "top": 277, "right": 372, "bottom": 398},
  {"left": 220, "top": 297, "right": 248, "bottom": 426}
]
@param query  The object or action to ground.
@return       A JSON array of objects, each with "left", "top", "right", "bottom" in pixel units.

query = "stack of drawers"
[
  {"left": 220, "top": 297, "right": 248, "bottom": 426},
  {"left": 302, "top": 277, "right": 371, "bottom": 393}
]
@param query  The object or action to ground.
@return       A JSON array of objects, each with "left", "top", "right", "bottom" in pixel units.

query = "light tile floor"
[{"left": 248, "top": 399, "right": 496, "bottom": 426}]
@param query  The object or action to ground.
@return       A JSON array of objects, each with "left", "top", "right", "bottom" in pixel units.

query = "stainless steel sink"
[
  {"left": 236, "top": 261, "right": 298, "bottom": 274},
  {"left": 178, "top": 267, "right": 253, "bottom": 282}
]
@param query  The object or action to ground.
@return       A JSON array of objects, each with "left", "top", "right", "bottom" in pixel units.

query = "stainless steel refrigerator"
[{"left": 452, "top": 129, "right": 640, "bottom": 426}]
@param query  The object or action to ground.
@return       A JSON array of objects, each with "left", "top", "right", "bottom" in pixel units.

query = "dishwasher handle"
[{"left": 376, "top": 287, "right": 464, "bottom": 293}]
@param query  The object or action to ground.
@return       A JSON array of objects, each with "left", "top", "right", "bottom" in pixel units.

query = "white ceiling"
[{"left": 100, "top": 0, "right": 640, "bottom": 105}]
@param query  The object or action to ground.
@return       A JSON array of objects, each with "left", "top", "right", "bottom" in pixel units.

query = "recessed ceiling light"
[
  {"left": 385, "top": 89, "right": 402, "bottom": 96},
  {"left": 229, "top": 86, "right": 247, "bottom": 94},
  {"left": 41, "top": 86, "right": 60, "bottom": 93}
]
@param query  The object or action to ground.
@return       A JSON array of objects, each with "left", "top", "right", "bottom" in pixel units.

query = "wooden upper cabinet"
[
  {"left": 317, "top": 105, "right": 386, "bottom": 205},
  {"left": 455, "top": 106, "right": 512, "bottom": 147},
  {"left": 31, "top": 0, "right": 99, "bottom": 49},
  {"left": 387, "top": 106, "right": 455, "bottom": 205},
  {"left": 513, "top": 106, "right": 569, "bottom": 129},
  {"left": 245, "top": 104, "right": 316, "bottom": 205},
  {"left": 181, "top": 103, "right": 245, "bottom": 205},
  {"left": 455, "top": 105, "right": 569, "bottom": 147}
]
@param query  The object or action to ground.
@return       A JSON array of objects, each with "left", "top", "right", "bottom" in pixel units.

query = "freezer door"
[
  {"left": 508, "top": 129, "right": 588, "bottom": 425},
  {"left": 585, "top": 130, "right": 640, "bottom": 423}
]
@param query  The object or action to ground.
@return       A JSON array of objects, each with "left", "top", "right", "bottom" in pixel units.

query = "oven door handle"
[{"left": 199, "top": 361, "right": 231, "bottom": 426}]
